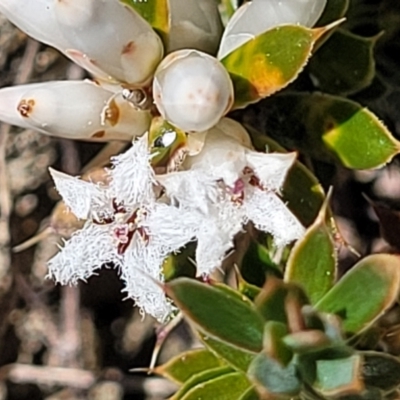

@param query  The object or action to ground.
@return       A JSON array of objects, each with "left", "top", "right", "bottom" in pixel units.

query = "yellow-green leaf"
[
  {"left": 285, "top": 196, "right": 337, "bottom": 305},
  {"left": 315, "top": 254, "right": 400, "bottom": 334},
  {"left": 260, "top": 93, "right": 400, "bottom": 169},
  {"left": 179, "top": 371, "right": 252, "bottom": 400},
  {"left": 154, "top": 348, "right": 224, "bottom": 384},
  {"left": 221, "top": 23, "right": 335, "bottom": 109},
  {"left": 171, "top": 366, "right": 234, "bottom": 400}
]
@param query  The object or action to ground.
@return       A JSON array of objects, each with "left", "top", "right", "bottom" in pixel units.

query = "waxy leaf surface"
[
  {"left": 165, "top": 278, "right": 264, "bottom": 352},
  {"left": 285, "top": 197, "right": 337, "bottom": 304},
  {"left": 259, "top": 94, "right": 400, "bottom": 169},
  {"left": 221, "top": 24, "right": 332, "bottom": 109},
  {"left": 316, "top": 254, "right": 400, "bottom": 334}
]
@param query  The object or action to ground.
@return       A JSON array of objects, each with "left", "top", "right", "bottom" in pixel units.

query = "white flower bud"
[
  {"left": 218, "top": 0, "right": 327, "bottom": 59},
  {"left": 153, "top": 50, "right": 234, "bottom": 132},
  {"left": 167, "top": 0, "right": 223, "bottom": 55},
  {"left": 0, "top": 0, "right": 163, "bottom": 84},
  {"left": 0, "top": 0, "right": 69, "bottom": 51},
  {"left": 0, "top": 81, "right": 150, "bottom": 141},
  {"left": 54, "top": 0, "right": 163, "bottom": 85}
]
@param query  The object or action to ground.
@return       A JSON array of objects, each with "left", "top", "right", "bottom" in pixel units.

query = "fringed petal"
[
  {"left": 47, "top": 223, "right": 117, "bottom": 285},
  {"left": 244, "top": 187, "right": 305, "bottom": 247}
]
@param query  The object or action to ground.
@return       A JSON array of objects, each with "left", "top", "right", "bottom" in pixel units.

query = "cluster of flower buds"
[{"left": 0, "top": 0, "right": 327, "bottom": 320}]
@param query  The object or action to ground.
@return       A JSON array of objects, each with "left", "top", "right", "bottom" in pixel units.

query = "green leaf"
[
  {"left": 263, "top": 322, "right": 292, "bottom": 365},
  {"left": 309, "top": 29, "right": 378, "bottom": 95},
  {"left": 315, "top": 355, "right": 363, "bottom": 397},
  {"left": 248, "top": 353, "right": 301, "bottom": 398},
  {"left": 178, "top": 371, "right": 252, "bottom": 400},
  {"left": 247, "top": 126, "right": 325, "bottom": 227},
  {"left": 221, "top": 24, "right": 336, "bottom": 109},
  {"left": 121, "top": 0, "right": 169, "bottom": 40},
  {"left": 361, "top": 351, "right": 400, "bottom": 391},
  {"left": 254, "top": 277, "right": 308, "bottom": 326},
  {"left": 154, "top": 348, "right": 224, "bottom": 384},
  {"left": 199, "top": 332, "right": 256, "bottom": 372},
  {"left": 171, "top": 366, "right": 234, "bottom": 400},
  {"left": 285, "top": 195, "right": 337, "bottom": 305},
  {"left": 260, "top": 93, "right": 400, "bottom": 169},
  {"left": 282, "top": 330, "right": 332, "bottom": 354},
  {"left": 315, "top": 254, "right": 400, "bottom": 334},
  {"left": 165, "top": 278, "right": 265, "bottom": 352}
]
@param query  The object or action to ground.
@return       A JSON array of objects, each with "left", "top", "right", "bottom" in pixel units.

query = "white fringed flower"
[
  {"left": 0, "top": 80, "right": 151, "bottom": 141},
  {"left": 158, "top": 119, "right": 305, "bottom": 275},
  {"left": 47, "top": 136, "right": 197, "bottom": 321},
  {"left": 0, "top": 0, "right": 163, "bottom": 84},
  {"left": 153, "top": 50, "right": 234, "bottom": 132},
  {"left": 218, "top": 0, "right": 327, "bottom": 59},
  {"left": 167, "top": 0, "right": 223, "bottom": 55}
]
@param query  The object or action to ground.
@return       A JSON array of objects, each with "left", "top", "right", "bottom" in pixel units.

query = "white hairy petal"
[
  {"left": 0, "top": 81, "right": 150, "bottom": 141},
  {"left": 47, "top": 223, "right": 117, "bottom": 284},
  {"left": 121, "top": 240, "right": 173, "bottom": 322},
  {"left": 49, "top": 168, "right": 110, "bottom": 220},
  {"left": 110, "top": 135, "right": 155, "bottom": 206},
  {"left": 167, "top": 0, "right": 223, "bottom": 54},
  {"left": 196, "top": 201, "right": 243, "bottom": 275},
  {"left": 157, "top": 169, "right": 220, "bottom": 213},
  {"left": 146, "top": 204, "right": 198, "bottom": 254},
  {"left": 153, "top": 50, "right": 234, "bottom": 132},
  {"left": 243, "top": 187, "right": 305, "bottom": 247},
  {"left": 54, "top": 0, "right": 163, "bottom": 84},
  {"left": 245, "top": 151, "right": 297, "bottom": 191},
  {"left": 218, "top": 0, "right": 327, "bottom": 59},
  {"left": 0, "top": 0, "right": 69, "bottom": 51}
]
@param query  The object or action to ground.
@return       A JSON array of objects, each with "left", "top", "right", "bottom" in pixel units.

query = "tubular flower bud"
[
  {"left": 153, "top": 50, "right": 234, "bottom": 133},
  {"left": 218, "top": 0, "right": 327, "bottom": 59},
  {"left": 167, "top": 0, "right": 223, "bottom": 55},
  {"left": 0, "top": 0, "right": 163, "bottom": 85},
  {"left": 0, "top": 81, "right": 151, "bottom": 141}
]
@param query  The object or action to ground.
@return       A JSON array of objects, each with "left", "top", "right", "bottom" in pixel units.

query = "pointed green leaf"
[
  {"left": 121, "top": 0, "right": 169, "bottom": 39},
  {"left": 154, "top": 348, "right": 224, "bottom": 384},
  {"left": 179, "top": 371, "right": 252, "bottom": 400},
  {"left": 315, "top": 355, "right": 363, "bottom": 397},
  {"left": 361, "top": 351, "right": 400, "bottom": 391},
  {"left": 248, "top": 353, "right": 301, "bottom": 398},
  {"left": 247, "top": 126, "right": 325, "bottom": 227},
  {"left": 316, "top": 254, "right": 400, "bottom": 334},
  {"left": 171, "top": 366, "right": 234, "bottom": 400},
  {"left": 309, "top": 29, "right": 378, "bottom": 95},
  {"left": 260, "top": 94, "right": 400, "bottom": 169},
  {"left": 165, "top": 278, "right": 264, "bottom": 352},
  {"left": 221, "top": 24, "right": 335, "bottom": 109},
  {"left": 199, "top": 332, "right": 256, "bottom": 372},
  {"left": 285, "top": 196, "right": 337, "bottom": 304},
  {"left": 262, "top": 322, "right": 292, "bottom": 365}
]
